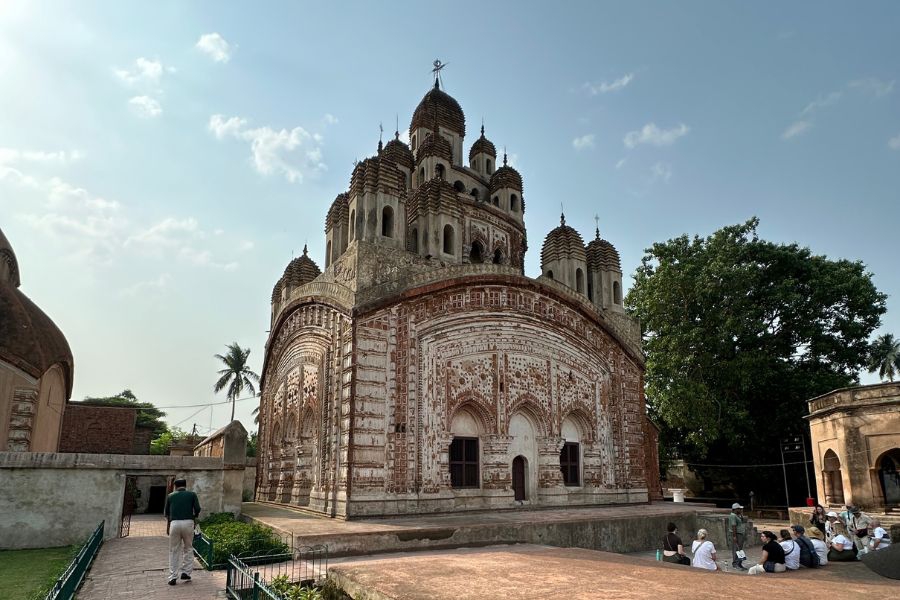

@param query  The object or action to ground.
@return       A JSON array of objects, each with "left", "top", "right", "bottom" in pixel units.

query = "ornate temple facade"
[{"left": 256, "top": 77, "right": 658, "bottom": 517}]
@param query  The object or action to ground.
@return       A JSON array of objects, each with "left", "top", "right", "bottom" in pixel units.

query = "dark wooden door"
[{"left": 512, "top": 456, "right": 526, "bottom": 501}]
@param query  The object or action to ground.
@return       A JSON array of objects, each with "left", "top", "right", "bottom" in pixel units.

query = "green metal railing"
[
  {"left": 193, "top": 531, "right": 219, "bottom": 570},
  {"left": 225, "top": 546, "right": 328, "bottom": 600},
  {"left": 45, "top": 520, "right": 104, "bottom": 600}
]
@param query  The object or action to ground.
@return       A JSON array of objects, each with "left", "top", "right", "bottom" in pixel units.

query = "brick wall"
[{"left": 58, "top": 404, "right": 137, "bottom": 454}]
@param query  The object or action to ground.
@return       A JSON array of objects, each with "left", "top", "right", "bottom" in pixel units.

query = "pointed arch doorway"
[{"left": 512, "top": 455, "right": 527, "bottom": 501}]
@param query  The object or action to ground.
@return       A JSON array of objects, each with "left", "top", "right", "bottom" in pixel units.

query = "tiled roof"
[
  {"left": 586, "top": 230, "right": 622, "bottom": 272},
  {"left": 410, "top": 83, "right": 466, "bottom": 138},
  {"left": 382, "top": 137, "right": 414, "bottom": 170},
  {"left": 540, "top": 215, "right": 587, "bottom": 266},
  {"left": 469, "top": 126, "right": 496, "bottom": 160}
]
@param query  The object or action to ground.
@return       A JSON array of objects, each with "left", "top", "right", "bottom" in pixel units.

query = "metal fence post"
[
  {"left": 208, "top": 539, "right": 214, "bottom": 570},
  {"left": 252, "top": 572, "right": 260, "bottom": 600}
]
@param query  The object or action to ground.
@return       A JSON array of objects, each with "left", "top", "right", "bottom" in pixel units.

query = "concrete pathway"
[
  {"left": 329, "top": 543, "right": 898, "bottom": 600},
  {"left": 77, "top": 515, "right": 226, "bottom": 600}
]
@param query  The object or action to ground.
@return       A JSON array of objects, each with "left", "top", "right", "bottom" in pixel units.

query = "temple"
[{"left": 256, "top": 71, "right": 659, "bottom": 517}]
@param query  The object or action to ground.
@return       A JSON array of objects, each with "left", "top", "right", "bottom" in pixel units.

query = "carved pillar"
[
  {"left": 582, "top": 441, "right": 604, "bottom": 488},
  {"left": 481, "top": 434, "right": 512, "bottom": 490},
  {"left": 7, "top": 388, "right": 38, "bottom": 451},
  {"left": 537, "top": 436, "right": 565, "bottom": 488}
]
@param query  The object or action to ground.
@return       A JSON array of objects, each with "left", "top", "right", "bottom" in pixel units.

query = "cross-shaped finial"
[
  {"left": 594, "top": 214, "right": 600, "bottom": 239},
  {"left": 432, "top": 59, "right": 447, "bottom": 88}
]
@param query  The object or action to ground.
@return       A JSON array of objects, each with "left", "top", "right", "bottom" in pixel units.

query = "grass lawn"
[{"left": 0, "top": 546, "right": 75, "bottom": 600}]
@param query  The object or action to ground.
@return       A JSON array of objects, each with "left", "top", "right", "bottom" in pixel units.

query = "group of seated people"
[{"left": 660, "top": 504, "right": 891, "bottom": 575}]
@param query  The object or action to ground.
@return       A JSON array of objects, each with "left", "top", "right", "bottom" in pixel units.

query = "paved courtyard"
[{"left": 76, "top": 515, "right": 225, "bottom": 600}]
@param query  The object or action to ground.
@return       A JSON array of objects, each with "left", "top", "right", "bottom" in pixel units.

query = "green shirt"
[
  {"left": 164, "top": 489, "right": 201, "bottom": 521},
  {"left": 728, "top": 512, "right": 745, "bottom": 535}
]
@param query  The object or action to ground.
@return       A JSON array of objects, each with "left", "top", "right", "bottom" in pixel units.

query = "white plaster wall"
[{"left": 508, "top": 413, "right": 538, "bottom": 501}]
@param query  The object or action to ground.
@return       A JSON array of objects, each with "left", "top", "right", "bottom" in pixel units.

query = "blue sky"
[{"left": 2, "top": 1, "right": 899, "bottom": 435}]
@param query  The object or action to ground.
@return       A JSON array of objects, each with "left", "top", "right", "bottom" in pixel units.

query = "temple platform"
[{"left": 241, "top": 501, "right": 730, "bottom": 557}]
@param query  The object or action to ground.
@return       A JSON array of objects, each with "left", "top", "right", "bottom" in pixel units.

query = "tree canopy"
[
  {"left": 627, "top": 218, "right": 885, "bottom": 500},
  {"left": 213, "top": 342, "right": 260, "bottom": 423},
  {"left": 80, "top": 389, "right": 167, "bottom": 436}
]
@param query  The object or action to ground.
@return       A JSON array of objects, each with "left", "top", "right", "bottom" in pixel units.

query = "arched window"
[
  {"left": 443, "top": 224, "right": 454, "bottom": 255},
  {"left": 411, "top": 134, "right": 417, "bottom": 151},
  {"left": 450, "top": 409, "right": 481, "bottom": 489},
  {"left": 510, "top": 194, "right": 519, "bottom": 212},
  {"left": 486, "top": 159, "right": 492, "bottom": 174},
  {"left": 613, "top": 280, "right": 622, "bottom": 305},
  {"left": 325, "top": 240, "right": 332, "bottom": 267},
  {"left": 823, "top": 449, "right": 845, "bottom": 505},
  {"left": 453, "top": 180, "right": 465, "bottom": 193},
  {"left": 470, "top": 189, "right": 480, "bottom": 201},
  {"left": 547, "top": 270, "right": 554, "bottom": 280},
  {"left": 349, "top": 210, "right": 355, "bottom": 240},
  {"left": 409, "top": 227, "right": 419, "bottom": 253},
  {"left": 436, "top": 163, "right": 445, "bottom": 180},
  {"left": 381, "top": 205, "right": 394, "bottom": 238},
  {"left": 560, "top": 416, "right": 583, "bottom": 487},
  {"left": 419, "top": 166, "right": 425, "bottom": 183},
  {"left": 493, "top": 249, "right": 503, "bottom": 264},
  {"left": 469, "top": 240, "right": 484, "bottom": 264},
  {"left": 492, "top": 196, "right": 499, "bottom": 207},
  {"left": 576, "top": 268, "right": 584, "bottom": 293}
]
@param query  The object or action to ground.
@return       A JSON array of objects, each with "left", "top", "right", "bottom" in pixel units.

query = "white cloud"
[
  {"left": 800, "top": 91, "right": 842, "bottom": 117},
  {"left": 129, "top": 96, "right": 162, "bottom": 118},
  {"left": 623, "top": 123, "right": 689, "bottom": 149},
  {"left": 889, "top": 133, "right": 900, "bottom": 150},
  {"left": 782, "top": 120, "right": 812, "bottom": 140},
  {"left": 196, "top": 33, "right": 232, "bottom": 63},
  {"left": 114, "top": 57, "right": 165, "bottom": 86},
  {"left": 120, "top": 273, "right": 171, "bottom": 297},
  {"left": 0, "top": 148, "right": 82, "bottom": 165},
  {"left": 650, "top": 162, "right": 673, "bottom": 183},
  {"left": 583, "top": 73, "right": 634, "bottom": 96},
  {"left": 323, "top": 114, "right": 339, "bottom": 126},
  {"left": 208, "top": 114, "right": 326, "bottom": 183},
  {"left": 572, "top": 134, "right": 595, "bottom": 151},
  {"left": 615, "top": 158, "right": 627, "bottom": 170},
  {"left": 238, "top": 240, "right": 254, "bottom": 252},
  {"left": 125, "top": 217, "right": 239, "bottom": 270},
  {"left": 849, "top": 78, "right": 895, "bottom": 98}
]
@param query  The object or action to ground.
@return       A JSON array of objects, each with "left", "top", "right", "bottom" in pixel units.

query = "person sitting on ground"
[
  {"left": 748, "top": 531, "right": 786, "bottom": 574},
  {"left": 779, "top": 529, "right": 800, "bottom": 570},
  {"left": 827, "top": 522, "right": 857, "bottom": 562},
  {"left": 869, "top": 519, "right": 891, "bottom": 551},
  {"left": 809, "top": 503, "right": 827, "bottom": 534},
  {"left": 662, "top": 522, "right": 690, "bottom": 565},
  {"left": 806, "top": 526, "right": 829, "bottom": 566},
  {"left": 691, "top": 528, "right": 720, "bottom": 571},
  {"left": 790, "top": 525, "right": 819, "bottom": 568},
  {"left": 824, "top": 511, "right": 840, "bottom": 544}
]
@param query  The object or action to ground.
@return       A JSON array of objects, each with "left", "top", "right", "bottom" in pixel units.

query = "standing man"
[
  {"left": 728, "top": 502, "right": 746, "bottom": 570},
  {"left": 847, "top": 505, "right": 873, "bottom": 557},
  {"left": 164, "top": 477, "right": 202, "bottom": 586}
]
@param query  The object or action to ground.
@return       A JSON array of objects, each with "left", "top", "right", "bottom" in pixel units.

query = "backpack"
[{"left": 797, "top": 536, "right": 820, "bottom": 568}]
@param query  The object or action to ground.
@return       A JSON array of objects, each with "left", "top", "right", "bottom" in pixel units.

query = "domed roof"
[
  {"left": 382, "top": 135, "right": 414, "bottom": 170},
  {"left": 0, "top": 227, "right": 73, "bottom": 395},
  {"left": 469, "top": 125, "right": 496, "bottom": 160},
  {"left": 282, "top": 245, "right": 321, "bottom": 287},
  {"left": 410, "top": 82, "right": 466, "bottom": 138},
  {"left": 586, "top": 229, "right": 622, "bottom": 272},
  {"left": 271, "top": 279, "right": 283, "bottom": 303},
  {"left": 416, "top": 132, "right": 453, "bottom": 163},
  {"left": 489, "top": 154, "right": 523, "bottom": 192},
  {"left": 540, "top": 214, "right": 587, "bottom": 266},
  {"left": 325, "top": 192, "right": 349, "bottom": 232}
]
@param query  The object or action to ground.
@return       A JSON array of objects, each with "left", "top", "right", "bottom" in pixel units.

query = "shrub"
[
  {"left": 269, "top": 574, "right": 325, "bottom": 600},
  {"left": 201, "top": 520, "right": 289, "bottom": 565},
  {"left": 198, "top": 512, "right": 236, "bottom": 529}
]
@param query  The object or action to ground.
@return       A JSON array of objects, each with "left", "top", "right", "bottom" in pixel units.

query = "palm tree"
[
  {"left": 867, "top": 334, "right": 900, "bottom": 382},
  {"left": 213, "top": 342, "right": 261, "bottom": 422}
]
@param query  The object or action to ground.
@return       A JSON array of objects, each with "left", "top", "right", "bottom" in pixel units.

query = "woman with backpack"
[{"left": 790, "top": 525, "right": 821, "bottom": 568}]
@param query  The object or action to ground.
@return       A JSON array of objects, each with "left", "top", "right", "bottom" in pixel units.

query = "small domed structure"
[
  {"left": 382, "top": 135, "right": 414, "bottom": 170},
  {"left": 283, "top": 245, "right": 322, "bottom": 288},
  {"left": 469, "top": 126, "right": 496, "bottom": 162},
  {"left": 490, "top": 153, "right": 523, "bottom": 193},
  {"left": 416, "top": 132, "right": 453, "bottom": 163},
  {"left": 586, "top": 230, "right": 621, "bottom": 273},
  {"left": 540, "top": 214, "right": 589, "bottom": 294},
  {"left": 585, "top": 227, "right": 624, "bottom": 310},
  {"left": 0, "top": 227, "right": 73, "bottom": 451},
  {"left": 410, "top": 82, "right": 466, "bottom": 139}
]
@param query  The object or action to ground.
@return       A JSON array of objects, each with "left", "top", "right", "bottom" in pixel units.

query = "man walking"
[
  {"left": 163, "top": 477, "right": 202, "bottom": 586},
  {"left": 728, "top": 502, "right": 746, "bottom": 570}
]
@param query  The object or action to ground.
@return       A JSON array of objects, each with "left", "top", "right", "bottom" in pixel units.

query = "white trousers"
[
  {"left": 168, "top": 519, "right": 195, "bottom": 580},
  {"left": 747, "top": 562, "right": 786, "bottom": 575}
]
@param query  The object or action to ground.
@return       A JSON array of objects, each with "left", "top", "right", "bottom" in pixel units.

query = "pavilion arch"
[
  {"left": 270, "top": 419, "right": 282, "bottom": 449},
  {"left": 506, "top": 397, "right": 549, "bottom": 437},
  {"left": 822, "top": 449, "right": 845, "bottom": 506},
  {"left": 561, "top": 408, "right": 594, "bottom": 443},
  {"left": 299, "top": 404, "right": 318, "bottom": 438},
  {"left": 875, "top": 447, "right": 900, "bottom": 507},
  {"left": 447, "top": 398, "right": 495, "bottom": 435},
  {"left": 453, "top": 180, "right": 466, "bottom": 193}
]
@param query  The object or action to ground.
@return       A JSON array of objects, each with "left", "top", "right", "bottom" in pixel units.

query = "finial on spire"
[
  {"left": 560, "top": 204, "right": 566, "bottom": 226},
  {"left": 302, "top": 244, "right": 308, "bottom": 256},
  {"left": 395, "top": 114, "right": 400, "bottom": 140},
  {"left": 432, "top": 59, "right": 447, "bottom": 89},
  {"left": 594, "top": 214, "right": 600, "bottom": 239},
  {"left": 481, "top": 117, "right": 485, "bottom": 138},
  {"left": 503, "top": 146, "right": 508, "bottom": 166},
  {"left": 378, "top": 122, "right": 383, "bottom": 153}
]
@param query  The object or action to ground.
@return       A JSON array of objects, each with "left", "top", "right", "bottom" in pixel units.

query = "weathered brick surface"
[{"left": 58, "top": 404, "right": 137, "bottom": 454}]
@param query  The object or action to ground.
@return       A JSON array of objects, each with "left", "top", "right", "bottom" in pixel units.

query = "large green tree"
[
  {"left": 213, "top": 342, "right": 260, "bottom": 423},
  {"left": 80, "top": 389, "right": 167, "bottom": 436},
  {"left": 627, "top": 218, "right": 885, "bottom": 501},
  {"left": 867, "top": 333, "right": 900, "bottom": 381}
]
